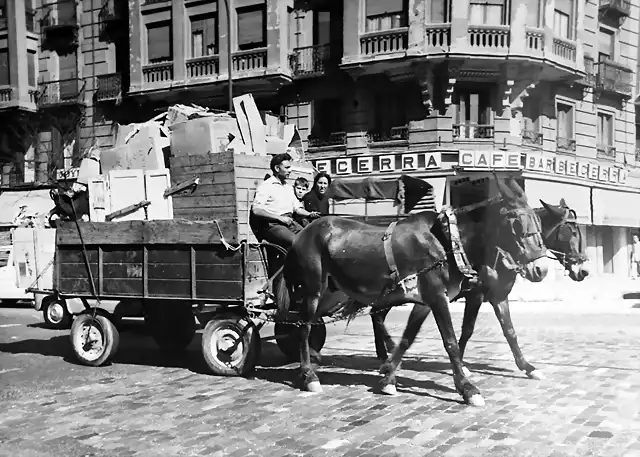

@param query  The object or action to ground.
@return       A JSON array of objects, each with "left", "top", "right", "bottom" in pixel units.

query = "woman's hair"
[{"left": 314, "top": 172, "right": 332, "bottom": 188}]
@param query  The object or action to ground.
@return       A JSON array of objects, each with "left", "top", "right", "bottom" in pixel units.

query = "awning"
[
  {"left": 0, "top": 189, "right": 54, "bottom": 226},
  {"left": 524, "top": 179, "right": 592, "bottom": 224},
  {"left": 592, "top": 188, "right": 640, "bottom": 227}
]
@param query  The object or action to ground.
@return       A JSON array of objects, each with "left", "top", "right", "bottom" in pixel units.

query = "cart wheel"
[
  {"left": 201, "top": 314, "right": 261, "bottom": 376},
  {"left": 70, "top": 313, "right": 120, "bottom": 367},
  {"left": 274, "top": 319, "right": 327, "bottom": 361},
  {"left": 144, "top": 303, "right": 196, "bottom": 351},
  {"left": 42, "top": 297, "right": 72, "bottom": 330}
]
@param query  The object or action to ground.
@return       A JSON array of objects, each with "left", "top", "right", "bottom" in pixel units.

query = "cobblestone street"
[{"left": 1, "top": 302, "right": 640, "bottom": 457}]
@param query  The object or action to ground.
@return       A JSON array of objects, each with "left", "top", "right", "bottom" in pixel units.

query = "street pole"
[{"left": 224, "top": 0, "right": 233, "bottom": 113}]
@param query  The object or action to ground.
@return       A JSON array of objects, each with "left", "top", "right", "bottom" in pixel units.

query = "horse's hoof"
[
  {"left": 467, "top": 394, "right": 485, "bottom": 407},
  {"left": 306, "top": 381, "right": 323, "bottom": 393},
  {"left": 380, "top": 384, "right": 398, "bottom": 396},
  {"left": 527, "top": 369, "right": 546, "bottom": 380},
  {"left": 462, "top": 366, "right": 473, "bottom": 378}
]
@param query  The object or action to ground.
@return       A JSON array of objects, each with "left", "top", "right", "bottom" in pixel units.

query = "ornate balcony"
[
  {"left": 453, "top": 123, "right": 495, "bottom": 140},
  {"left": 595, "top": 60, "right": 633, "bottom": 98},
  {"left": 98, "top": 0, "right": 127, "bottom": 43},
  {"left": 289, "top": 44, "right": 331, "bottom": 77},
  {"left": 186, "top": 55, "right": 220, "bottom": 79},
  {"left": 367, "top": 126, "right": 409, "bottom": 144},
  {"left": 598, "top": 0, "right": 630, "bottom": 24},
  {"left": 142, "top": 62, "right": 173, "bottom": 84},
  {"left": 307, "top": 132, "right": 347, "bottom": 149},
  {"left": 360, "top": 28, "right": 408, "bottom": 57},
  {"left": 425, "top": 24, "right": 451, "bottom": 52},
  {"left": 37, "top": 79, "right": 85, "bottom": 108},
  {"left": 597, "top": 144, "right": 616, "bottom": 158},
  {"left": 551, "top": 37, "right": 577, "bottom": 63},
  {"left": 525, "top": 28, "right": 544, "bottom": 56},
  {"left": 468, "top": 25, "right": 510, "bottom": 53},
  {"left": 556, "top": 137, "right": 576, "bottom": 152},
  {"left": 41, "top": 1, "right": 79, "bottom": 54},
  {"left": 232, "top": 49, "right": 267, "bottom": 72},
  {"left": 96, "top": 73, "right": 122, "bottom": 102},
  {"left": 522, "top": 130, "right": 543, "bottom": 147}
]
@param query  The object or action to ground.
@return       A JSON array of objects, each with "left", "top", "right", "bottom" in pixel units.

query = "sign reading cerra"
[{"left": 313, "top": 152, "right": 442, "bottom": 176}]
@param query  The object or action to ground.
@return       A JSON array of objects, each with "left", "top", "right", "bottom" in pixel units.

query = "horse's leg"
[
  {"left": 457, "top": 291, "right": 484, "bottom": 378},
  {"left": 429, "top": 292, "right": 484, "bottom": 406},
  {"left": 379, "top": 303, "right": 430, "bottom": 396},
  {"left": 491, "top": 298, "right": 544, "bottom": 380},
  {"left": 299, "top": 292, "right": 323, "bottom": 393},
  {"left": 371, "top": 307, "right": 395, "bottom": 361}
]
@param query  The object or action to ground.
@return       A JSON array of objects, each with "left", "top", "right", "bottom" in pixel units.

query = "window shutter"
[
  {"left": 27, "top": 51, "right": 36, "bottom": 86},
  {"left": 366, "top": 0, "right": 404, "bottom": 17},
  {"left": 57, "top": 1, "right": 75, "bottom": 23},
  {"left": 238, "top": 7, "right": 265, "bottom": 48}
]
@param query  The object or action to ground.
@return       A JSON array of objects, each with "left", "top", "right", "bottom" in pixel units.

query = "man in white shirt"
[{"left": 250, "top": 153, "right": 319, "bottom": 250}]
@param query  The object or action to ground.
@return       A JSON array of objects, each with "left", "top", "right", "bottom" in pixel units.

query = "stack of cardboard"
[{"left": 73, "top": 94, "right": 306, "bottom": 223}]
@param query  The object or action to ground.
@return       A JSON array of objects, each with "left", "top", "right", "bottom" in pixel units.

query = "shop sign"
[
  {"left": 457, "top": 150, "right": 522, "bottom": 170},
  {"left": 524, "top": 152, "right": 627, "bottom": 185},
  {"left": 313, "top": 152, "right": 442, "bottom": 176},
  {"left": 56, "top": 167, "right": 79, "bottom": 181}
]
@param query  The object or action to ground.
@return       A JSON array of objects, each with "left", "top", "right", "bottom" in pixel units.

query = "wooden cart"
[{"left": 43, "top": 149, "right": 321, "bottom": 375}]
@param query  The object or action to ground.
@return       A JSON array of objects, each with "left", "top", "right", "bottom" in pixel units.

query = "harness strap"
[
  {"left": 438, "top": 206, "right": 477, "bottom": 278},
  {"left": 382, "top": 221, "right": 399, "bottom": 283}
]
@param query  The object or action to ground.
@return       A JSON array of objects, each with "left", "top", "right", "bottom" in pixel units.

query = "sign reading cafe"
[{"left": 313, "top": 152, "right": 442, "bottom": 176}]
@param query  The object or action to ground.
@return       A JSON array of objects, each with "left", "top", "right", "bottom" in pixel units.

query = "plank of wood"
[
  {"left": 148, "top": 279, "right": 191, "bottom": 297},
  {"left": 194, "top": 246, "right": 243, "bottom": 265},
  {"left": 56, "top": 220, "right": 239, "bottom": 245},
  {"left": 58, "top": 263, "right": 99, "bottom": 279},
  {"left": 233, "top": 153, "right": 270, "bottom": 170},
  {"left": 148, "top": 263, "right": 191, "bottom": 280},
  {"left": 103, "top": 279, "right": 143, "bottom": 296},
  {"left": 105, "top": 200, "right": 151, "bottom": 222},
  {"left": 195, "top": 280, "right": 243, "bottom": 300},
  {"left": 102, "top": 248, "right": 143, "bottom": 263},
  {"left": 58, "top": 278, "right": 91, "bottom": 295},
  {"left": 172, "top": 194, "right": 237, "bottom": 208},
  {"left": 163, "top": 177, "right": 200, "bottom": 198},
  {"left": 57, "top": 248, "right": 99, "bottom": 263},
  {"left": 174, "top": 183, "right": 236, "bottom": 197},
  {"left": 148, "top": 248, "right": 191, "bottom": 264},
  {"left": 195, "top": 264, "right": 243, "bottom": 281},
  {"left": 170, "top": 153, "right": 233, "bottom": 168}
]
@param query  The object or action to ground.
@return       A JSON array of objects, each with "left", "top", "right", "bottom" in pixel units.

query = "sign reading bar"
[
  {"left": 458, "top": 150, "right": 522, "bottom": 169},
  {"left": 313, "top": 152, "right": 442, "bottom": 176},
  {"left": 525, "top": 152, "right": 627, "bottom": 185}
]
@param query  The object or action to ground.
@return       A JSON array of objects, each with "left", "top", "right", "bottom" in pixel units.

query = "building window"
[
  {"left": 371, "top": 86, "right": 408, "bottom": 137},
  {"left": 27, "top": 51, "right": 36, "bottom": 86},
  {"left": 453, "top": 88, "right": 493, "bottom": 139},
  {"left": 146, "top": 22, "right": 172, "bottom": 63},
  {"left": 311, "top": 98, "right": 342, "bottom": 137},
  {"left": 0, "top": 49, "right": 9, "bottom": 86},
  {"left": 190, "top": 14, "right": 217, "bottom": 58},
  {"left": 428, "top": 0, "right": 450, "bottom": 23},
  {"left": 556, "top": 101, "right": 575, "bottom": 150},
  {"left": 598, "top": 27, "right": 615, "bottom": 62},
  {"left": 57, "top": 0, "right": 76, "bottom": 24},
  {"left": 469, "top": 0, "right": 507, "bottom": 26},
  {"left": 365, "top": 0, "right": 407, "bottom": 32},
  {"left": 553, "top": 0, "right": 573, "bottom": 39},
  {"left": 525, "top": 0, "right": 540, "bottom": 27},
  {"left": 597, "top": 111, "right": 614, "bottom": 147},
  {"left": 25, "top": 1, "right": 35, "bottom": 33},
  {"left": 237, "top": 3, "right": 266, "bottom": 51},
  {"left": 314, "top": 11, "right": 331, "bottom": 46}
]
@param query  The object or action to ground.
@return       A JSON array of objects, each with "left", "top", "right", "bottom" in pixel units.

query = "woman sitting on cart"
[
  {"left": 250, "top": 153, "right": 320, "bottom": 251},
  {"left": 302, "top": 172, "right": 331, "bottom": 218}
]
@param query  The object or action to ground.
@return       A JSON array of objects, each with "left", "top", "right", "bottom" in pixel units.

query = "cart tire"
[
  {"left": 145, "top": 303, "right": 196, "bottom": 351},
  {"left": 42, "top": 297, "right": 72, "bottom": 329},
  {"left": 201, "top": 314, "right": 260, "bottom": 376},
  {"left": 70, "top": 313, "right": 120, "bottom": 367},
  {"left": 274, "top": 319, "right": 327, "bottom": 361}
]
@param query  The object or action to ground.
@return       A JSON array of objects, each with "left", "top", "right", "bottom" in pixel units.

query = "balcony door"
[
  {"left": 453, "top": 88, "right": 493, "bottom": 138},
  {"left": 58, "top": 52, "right": 77, "bottom": 101},
  {"left": 314, "top": 11, "right": 330, "bottom": 46},
  {"left": 365, "top": 0, "right": 407, "bottom": 32},
  {"left": 469, "top": 0, "right": 508, "bottom": 26}
]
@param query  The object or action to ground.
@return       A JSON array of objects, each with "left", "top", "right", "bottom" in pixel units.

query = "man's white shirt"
[{"left": 252, "top": 176, "right": 302, "bottom": 216}]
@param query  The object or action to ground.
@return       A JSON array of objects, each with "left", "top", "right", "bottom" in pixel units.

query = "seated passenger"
[
  {"left": 302, "top": 172, "right": 331, "bottom": 217},
  {"left": 293, "top": 177, "right": 311, "bottom": 227},
  {"left": 250, "top": 153, "right": 319, "bottom": 250}
]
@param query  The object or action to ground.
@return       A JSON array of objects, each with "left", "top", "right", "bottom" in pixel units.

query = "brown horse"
[
  {"left": 370, "top": 200, "right": 589, "bottom": 381},
  {"left": 275, "top": 177, "right": 549, "bottom": 406}
]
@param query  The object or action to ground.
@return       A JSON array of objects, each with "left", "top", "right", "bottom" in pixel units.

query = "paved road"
[{"left": 1, "top": 303, "right": 640, "bottom": 457}]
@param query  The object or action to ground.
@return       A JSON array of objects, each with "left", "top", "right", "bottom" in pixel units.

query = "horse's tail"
[{"left": 273, "top": 267, "right": 291, "bottom": 316}]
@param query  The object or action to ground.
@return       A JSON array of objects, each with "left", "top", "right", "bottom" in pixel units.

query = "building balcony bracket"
[
  {"left": 412, "top": 63, "right": 435, "bottom": 116},
  {"left": 598, "top": 0, "right": 631, "bottom": 27}
]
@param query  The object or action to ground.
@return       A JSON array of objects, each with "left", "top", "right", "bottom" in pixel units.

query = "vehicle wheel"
[
  {"left": 42, "top": 297, "right": 72, "bottom": 329},
  {"left": 70, "top": 313, "right": 120, "bottom": 367},
  {"left": 144, "top": 302, "right": 196, "bottom": 351},
  {"left": 201, "top": 314, "right": 261, "bottom": 376},
  {"left": 274, "top": 318, "right": 327, "bottom": 361}
]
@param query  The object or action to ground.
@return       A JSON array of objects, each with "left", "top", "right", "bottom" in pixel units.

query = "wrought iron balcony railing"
[
  {"left": 307, "top": 132, "right": 347, "bottom": 149},
  {"left": 522, "top": 130, "right": 543, "bottom": 146},
  {"left": 37, "top": 79, "right": 85, "bottom": 106},
  {"left": 367, "top": 126, "right": 409, "bottom": 143},
  {"left": 556, "top": 136, "right": 576, "bottom": 152},
  {"left": 96, "top": 73, "right": 122, "bottom": 101},
  {"left": 453, "top": 123, "right": 495, "bottom": 140},
  {"left": 289, "top": 44, "right": 330, "bottom": 77}
]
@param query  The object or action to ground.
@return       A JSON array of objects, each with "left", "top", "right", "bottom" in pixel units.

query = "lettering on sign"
[
  {"left": 56, "top": 167, "right": 80, "bottom": 181},
  {"left": 457, "top": 151, "right": 522, "bottom": 169},
  {"left": 525, "top": 152, "right": 627, "bottom": 185},
  {"left": 312, "top": 152, "right": 442, "bottom": 176}
]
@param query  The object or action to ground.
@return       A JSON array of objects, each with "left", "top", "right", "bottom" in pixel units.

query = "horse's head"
[
  {"left": 489, "top": 177, "right": 549, "bottom": 283},
  {"left": 538, "top": 199, "right": 589, "bottom": 282}
]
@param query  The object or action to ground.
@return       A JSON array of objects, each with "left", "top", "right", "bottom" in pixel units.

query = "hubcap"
[
  {"left": 48, "top": 302, "right": 65, "bottom": 323},
  {"left": 73, "top": 322, "right": 105, "bottom": 361},
  {"left": 211, "top": 327, "right": 245, "bottom": 368}
]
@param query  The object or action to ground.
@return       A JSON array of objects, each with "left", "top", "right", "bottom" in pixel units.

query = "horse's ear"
[
  {"left": 541, "top": 199, "right": 565, "bottom": 219},
  {"left": 559, "top": 198, "right": 568, "bottom": 208}
]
